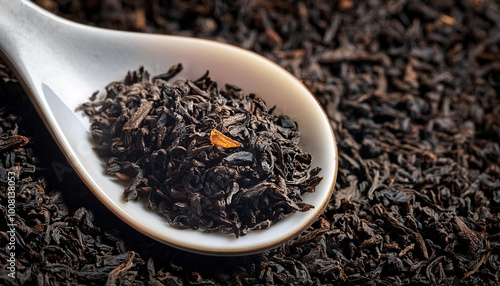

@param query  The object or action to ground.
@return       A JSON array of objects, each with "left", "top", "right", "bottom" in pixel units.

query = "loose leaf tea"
[
  {"left": 0, "top": 102, "right": 147, "bottom": 285},
  {"left": 79, "top": 65, "right": 322, "bottom": 237},
  {"left": 1, "top": 0, "right": 500, "bottom": 284}
]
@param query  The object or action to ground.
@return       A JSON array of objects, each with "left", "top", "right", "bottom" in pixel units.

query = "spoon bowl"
[{"left": 0, "top": 0, "right": 337, "bottom": 255}]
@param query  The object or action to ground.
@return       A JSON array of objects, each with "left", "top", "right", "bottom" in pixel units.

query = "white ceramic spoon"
[{"left": 0, "top": 0, "right": 337, "bottom": 256}]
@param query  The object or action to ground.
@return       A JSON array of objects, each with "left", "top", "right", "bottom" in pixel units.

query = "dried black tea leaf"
[
  {"left": 80, "top": 65, "right": 322, "bottom": 237},
  {"left": 0, "top": 135, "right": 29, "bottom": 150}
]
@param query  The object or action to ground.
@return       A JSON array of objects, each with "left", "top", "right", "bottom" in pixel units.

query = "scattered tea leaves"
[{"left": 1, "top": 0, "right": 499, "bottom": 284}]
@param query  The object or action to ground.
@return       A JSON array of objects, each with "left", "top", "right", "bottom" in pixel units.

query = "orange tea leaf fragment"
[{"left": 210, "top": 129, "right": 241, "bottom": 148}]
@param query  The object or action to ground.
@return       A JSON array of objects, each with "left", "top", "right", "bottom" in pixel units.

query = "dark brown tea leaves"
[
  {"left": 0, "top": 134, "right": 29, "bottom": 151},
  {"left": 3, "top": 0, "right": 500, "bottom": 284},
  {"left": 80, "top": 65, "right": 322, "bottom": 237},
  {"left": 122, "top": 101, "right": 154, "bottom": 132}
]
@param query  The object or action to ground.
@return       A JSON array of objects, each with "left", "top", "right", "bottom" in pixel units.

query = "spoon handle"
[
  {"left": 0, "top": 0, "right": 100, "bottom": 106},
  {"left": 0, "top": 0, "right": 59, "bottom": 71},
  {"left": 0, "top": 0, "right": 38, "bottom": 50}
]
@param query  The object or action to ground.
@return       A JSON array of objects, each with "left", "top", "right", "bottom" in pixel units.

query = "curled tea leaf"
[
  {"left": 123, "top": 101, "right": 153, "bottom": 131},
  {"left": 0, "top": 135, "right": 29, "bottom": 150}
]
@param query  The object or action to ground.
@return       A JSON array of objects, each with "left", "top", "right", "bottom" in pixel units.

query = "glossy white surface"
[{"left": 0, "top": 0, "right": 337, "bottom": 255}]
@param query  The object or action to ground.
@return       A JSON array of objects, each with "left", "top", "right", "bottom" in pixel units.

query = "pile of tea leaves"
[
  {"left": 79, "top": 65, "right": 322, "bottom": 237},
  {"left": 1, "top": 0, "right": 499, "bottom": 285}
]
